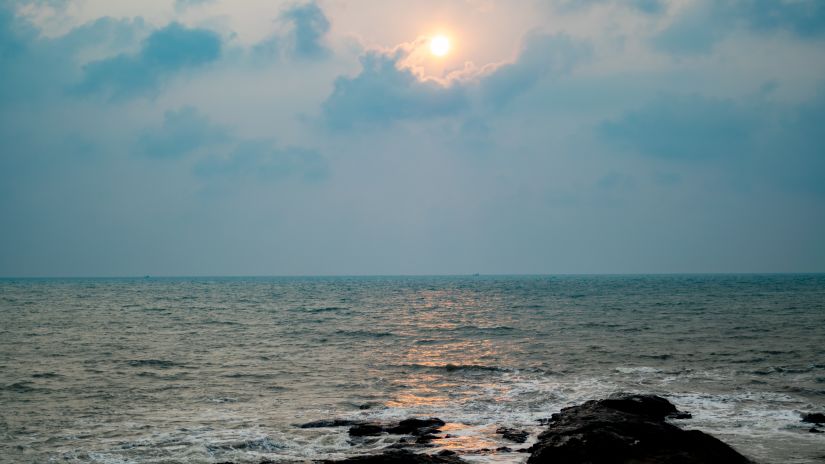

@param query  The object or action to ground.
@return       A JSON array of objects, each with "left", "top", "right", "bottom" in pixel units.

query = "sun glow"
[{"left": 429, "top": 35, "right": 451, "bottom": 57}]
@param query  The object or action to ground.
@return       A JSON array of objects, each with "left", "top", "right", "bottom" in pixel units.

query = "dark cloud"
[
  {"left": 74, "top": 22, "right": 221, "bottom": 99},
  {"left": 656, "top": 0, "right": 825, "bottom": 55},
  {"left": 479, "top": 32, "right": 591, "bottom": 108},
  {"left": 600, "top": 94, "right": 758, "bottom": 159},
  {"left": 0, "top": 3, "right": 146, "bottom": 103},
  {"left": 599, "top": 90, "right": 825, "bottom": 195},
  {"left": 282, "top": 1, "right": 330, "bottom": 59},
  {"left": 252, "top": 1, "right": 331, "bottom": 61},
  {"left": 322, "top": 47, "right": 468, "bottom": 128},
  {"left": 137, "top": 106, "right": 231, "bottom": 158},
  {"left": 322, "top": 32, "right": 589, "bottom": 128},
  {"left": 555, "top": 0, "right": 666, "bottom": 14}
]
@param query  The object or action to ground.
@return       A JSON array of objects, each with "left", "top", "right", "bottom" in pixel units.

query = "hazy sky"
[{"left": 1, "top": 0, "right": 824, "bottom": 276}]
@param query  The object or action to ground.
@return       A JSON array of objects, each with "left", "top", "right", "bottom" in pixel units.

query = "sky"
[{"left": 1, "top": 0, "right": 824, "bottom": 276}]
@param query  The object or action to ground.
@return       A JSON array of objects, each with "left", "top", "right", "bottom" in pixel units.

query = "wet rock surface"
[
  {"left": 802, "top": 412, "right": 825, "bottom": 424},
  {"left": 300, "top": 419, "right": 364, "bottom": 429},
  {"left": 345, "top": 417, "right": 446, "bottom": 439},
  {"left": 495, "top": 427, "right": 529, "bottom": 443},
  {"left": 527, "top": 394, "right": 753, "bottom": 464}
]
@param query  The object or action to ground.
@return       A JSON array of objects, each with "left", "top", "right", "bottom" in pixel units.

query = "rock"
[
  {"left": 668, "top": 412, "right": 693, "bottom": 420},
  {"left": 810, "top": 427, "right": 823, "bottom": 434},
  {"left": 348, "top": 417, "right": 446, "bottom": 439},
  {"left": 300, "top": 419, "right": 363, "bottom": 429},
  {"left": 496, "top": 446, "right": 513, "bottom": 452},
  {"left": 322, "top": 449, "right": 465, "bottom": 464},
  {"left": 415, "top": 433, "right": 439, "bottom": 444},
  {"left": 802, "top": 413, "right": 825, "bottom": 424},
  {"left": 349, "top": 424, "right": 385, "bottom": 437},
  {"left": 527, "top": 394, "right": 753, "bottom": 464},
  {"left": 598, "top": 393, "right": 678, "bottom": 418},
  {"left": 387, "top": 418, "right": 446, "bottom": 435},
  {"left": 496, "top": 427, "right": 529, "bottom": 443}
]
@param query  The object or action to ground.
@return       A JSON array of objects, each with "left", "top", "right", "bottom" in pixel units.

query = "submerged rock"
[{"left": 527, "top": 394, "right": 753, "bottom": 464}]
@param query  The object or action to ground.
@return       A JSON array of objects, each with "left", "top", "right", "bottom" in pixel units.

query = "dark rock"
[
  {"left": 300, "top": 419, "right": 363, "bottom": 429},
  {"left": 437, "top": 450, "right": 456, "bottom": 456},
  {"left": 347, "top": 417, "right": 446, "bottom": 439},
  {"left": 802, "top": 413, "right": 825, "bottom": 424},
  {"left": 810, "top": 427, "right": 823, "bottom": 434},
  {"left": 527, "top": 394, "right": 753, "bottom": 464},
  {"left": 668, "top": 412, "right": 693, "bottom": 420},
  {"left": 359, "top": 404, "right": 373, "bottom": 410},
  {"left": 322, "top": 449, "right": 465, "bottom": 464},
  {"left": 495, "top": 427, "right": 529, "bottom": 443},
  {"left": 387, "top": 418, "right": 446, "bottom": 435},
  {"left": 415, "top": 434, "right": 439, "bottom": 444},
  {"left": 349, "top": 424, "right": 385, "bottom": 437},
  {"left": 496, "top": 446, "right": 513, "bottom": 452},
  {"left": 599, "top": 393, "right": 678, "bottom": 419}
]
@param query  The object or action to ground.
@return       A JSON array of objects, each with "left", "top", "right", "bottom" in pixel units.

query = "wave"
[
  {"left": 205, "top": 436, "right": 284, "bottom": 452},
  {"left": 127, "top": 359, "right": 182, "bottom": 369},
  {"left": 3, "top": 381, "right": 40, "bottom": 393},
  {"left": 334, "top": 329, "right": 395, "bottom": 338},
  {"left": 397, "top": 363, "right": 509, "bottom": 373}
]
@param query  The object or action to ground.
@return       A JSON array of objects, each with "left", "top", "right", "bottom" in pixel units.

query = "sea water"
[{"left": 1, "top": 275, "right": 823, "bottom": 463}]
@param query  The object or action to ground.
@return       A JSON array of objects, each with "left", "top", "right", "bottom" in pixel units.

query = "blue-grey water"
[{"left": 1, "top": 275, "right": 824, "bottom": 463}]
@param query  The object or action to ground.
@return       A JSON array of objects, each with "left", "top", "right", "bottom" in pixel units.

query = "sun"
[{"left": 430, "top": 35, "right": 451, "bottom": 57}]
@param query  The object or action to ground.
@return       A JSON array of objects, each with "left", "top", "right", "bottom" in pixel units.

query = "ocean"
[{"left": 1, "top": 275, "right": 823, "bottom": 463}]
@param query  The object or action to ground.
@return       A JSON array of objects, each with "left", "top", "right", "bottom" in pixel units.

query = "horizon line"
[{"left": 2, "top": 272, "right": 824, "bottom": 279}]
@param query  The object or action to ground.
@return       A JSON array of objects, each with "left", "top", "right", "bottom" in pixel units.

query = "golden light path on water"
[{"left": 378, "top": 287, "right": 536, "bottom": 456}]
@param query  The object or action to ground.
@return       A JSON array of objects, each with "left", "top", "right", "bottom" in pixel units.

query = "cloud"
[
  {"left": 0, "top": 3, "right": 146, "bottom": 104},
  {"left": 656, "top": 0, "right": 825, "bottom": 55},
  {"left": 195, "top": 140, "right": 328, "bottom": 182},
  {"left": 137, "top": 106, "right": 230, "bottom": 158},
  {"left": 252, "top": 1, "right": 331, "bottom": 61},
  {"left": 599, "top": 94, "right": 758, "bottom": 159},
  {"left": 321, "top": 45, "right": 468, "bottom": 128},
  {"left": 322, "top": 32, "right": 588, "bottom": 128},
  {"left": 599, "top": 89, "right": 825, "bottom": 198},
  {"left": 74, "top": 22, "right": 221, "bottom": 99},
  {"left": 556, "top": 0, "right": 666, "bottom": 14},
  {"left": 479, "top": 32, "right": 591, "bottom": 108},
  {"left": 282, "top": 1, "right": 330, "bottom": 59},
  {"left": 174, "top": 0, "right": 215, "bottom": 12}
]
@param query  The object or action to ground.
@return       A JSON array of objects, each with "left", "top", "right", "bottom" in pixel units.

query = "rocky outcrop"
[
  {"left": 526, "top": 394, "right": 753, "bottom": 464},
  {"left": 312, "top": 395, "right": 756, "bottom": 464}
]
